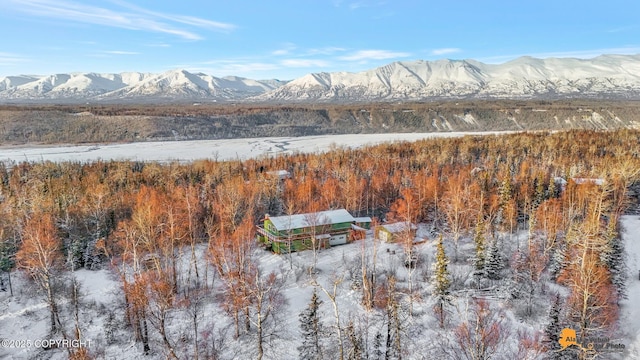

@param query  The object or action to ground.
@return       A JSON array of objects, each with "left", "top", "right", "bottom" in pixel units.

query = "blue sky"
[{"left": 1, "top": 0, "right": 639, "bottom": 80}]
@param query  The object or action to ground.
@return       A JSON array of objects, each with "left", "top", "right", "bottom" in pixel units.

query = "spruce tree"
[
  {"left": 298, "top": 287, "right": 324, "bottom": 360},
  {"left": 543, "top": 294, "right": 575, "bottom": 359},
  {"left": 0, "top": 239, "right": 16, "bottom": 294},
  {"left": 547, "top": 177, "right": 558, "bottom": 199},
  {"left": 485, "top": 238, "right": 503, "bottom": 280},
  {"left": 498, "top": 177, "right": 513, "bottom": 208},
  {"left": 543, "top": 294, "right": 562, "bottom": 352},
  {"left": 548, "top": 242, "right": 567, "bottom": 280},
  {"left": 472, "top": 221, "right": 486, "bottom": 275},
  {"left": 601, "top": 218, "right": 627, "bottom": 300},
  {"left": 432, "top": 235, "right": 451, "bottom": 328},
  {"left": 533, "top": 173, "right": 546, "bottom": 208},
  {"left": 372, "top": 331, "right": 384, "bottom": 360}
]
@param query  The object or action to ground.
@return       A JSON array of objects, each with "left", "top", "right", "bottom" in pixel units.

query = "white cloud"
[
  {"left": 112, "top": 1, "right": 236, "bottom": 32},
  {"left": 184, "top": 60, "right": 281, "bottom": 76},
  {"left": 339, "top": 49, "right": 410, "bottom": 61},
  {"left": 145, "top": 43, "right": 171, "bottom": 48},
  {"left": 532, "top": 47, "right": 640, "bottom": 58},
  {"left": 306, "top": 47, "right": 346, "bottom": 55},
  {"left": 272, "top": 43, "right": 297, "bottom": 56},
  {"left": 481, "top": 46, "right": 640, "bottom": 63},
  {"left": 280, "top": 59, "right": 330, "bottom": 68},
  {"left": 166, "top": 15, "right": 235, "bottom": 31},
  {"left": 5, "top": 0, "right": 235, "bottom": 40},
  {"left": 102, "top": 50, "right": 140, "bottom": 55},
  {"left": 431, "top": 48, "right": 461, "bottom": 56},
  {"left": 607, "top": 25, "right": 636, "bottom": 33},
  {"left": 347, "top": 1, "right": 388, "bottom": 10},
  {"left": 0, "top": 52, "right": 29, "bottom": 66}
]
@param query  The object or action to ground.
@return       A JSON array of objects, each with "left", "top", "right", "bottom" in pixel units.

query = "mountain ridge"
[
  {"left": 2, "top": 54, "right": 640, "bottom": 102},
  {"left": 260, "top": 54, "right": 640, "bottom": 101},
  {"left": 0, "top": 70, "right": 287, "bottom": 102}
]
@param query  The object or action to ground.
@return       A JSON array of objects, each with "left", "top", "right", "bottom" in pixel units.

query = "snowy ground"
[
  {"left": 1, "top": 218, "right": 639, "bottom": 359},
  {"left": 0, "top": 131, "right": 514, "bottom": 164},
  {"left": 0, "top": 231, "right": 440, "bottom": 359},
  {"left": 620, "top": 216, "right": 640, "bottom": 359}
]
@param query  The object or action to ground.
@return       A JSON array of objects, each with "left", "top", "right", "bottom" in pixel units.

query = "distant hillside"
[{"left": 1, "top": 100, "right": 639, "bottom": 145}]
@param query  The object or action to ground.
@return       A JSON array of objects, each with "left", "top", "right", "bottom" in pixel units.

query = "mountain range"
[
  {"left": 0, "top": 70, "right": 286, "bottom": 102},
  {"left": 2, "top": 54, "right": 640, "bottom": 102}
]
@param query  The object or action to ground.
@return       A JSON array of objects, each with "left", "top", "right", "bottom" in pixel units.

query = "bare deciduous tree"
[
  {"left": 16, "top": 213, "right": 64, "bottom": 334},
  {"left": 450, "top": 298, "right": 510, "bottom": 360}
]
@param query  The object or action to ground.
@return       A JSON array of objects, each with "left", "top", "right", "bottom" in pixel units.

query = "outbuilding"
[{"left": 376, "top": 221, "right": 417, "bottom": 243}]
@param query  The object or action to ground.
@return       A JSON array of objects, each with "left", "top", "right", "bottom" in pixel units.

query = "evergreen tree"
[
  {"left": 543, "top": 294, "right": 562, "bottom": 353},
  {"left": 548, "top": 242, "right": 567, "bottom": 280},
  {"left": 495, "top": 178, "right": 510, "bottom": 226},
  {"left": 0, "top": 238, "right": 16, "bottom": 294},
  {"left": 543, "top": 294, "right": 575, "bottom": 359},
  {"left": 298, "top": 287, "right": 324, "bottom": 360},
  {"left": 485, "top": 238, "right": 504, "bottom": 280},
  {"left": 533, "top": 173, "right": 546, "bottom": 208},
  {"left": 498, "top": 177, "right": 513, "bottom": 209},
  {"left": 601, "top": 218, "right": 627, "bottom": 300},
  {"left": 472, "top": 221, "right": 486, "bottom": 274},
  {"left": 508, "top": 249, "right": 530, "bottom": 300},
  {"left": 432, "top": 235, "right": 451, "bottom": 328},
  {"left": 372, "top": 331, "right": 384, "bottom": 360},
  {"left": 547, "top": 177, "right": 558, "bottom": 199}
]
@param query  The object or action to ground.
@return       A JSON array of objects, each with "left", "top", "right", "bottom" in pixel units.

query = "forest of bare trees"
[{"left": 1, "top": 129, "right": 639, "bottom": 359}]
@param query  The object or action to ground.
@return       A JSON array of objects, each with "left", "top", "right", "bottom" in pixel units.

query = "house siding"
[{"left": 257, "top": 209, "right": 358, "bottom": 254}]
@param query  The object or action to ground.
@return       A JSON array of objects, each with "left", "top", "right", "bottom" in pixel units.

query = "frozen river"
[{"left": 0, "top": 131, "right": 512, "bottom": 164}]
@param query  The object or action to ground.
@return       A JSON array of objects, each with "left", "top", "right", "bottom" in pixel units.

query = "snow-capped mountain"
[
  {"left": 0, "top": 72, "right": 152, "bottom": 99},
  {"left": 2, "top": 55, "right": 640, "bottom": 102},
  {"left": 98, "top": 70, "right": 286, "bottom": 100},
  {"left": 0, "top": 70, "right": 286, "bottom": 101},
  {"left": 258, "top": 54, "right": 640, "bottom": 101}
]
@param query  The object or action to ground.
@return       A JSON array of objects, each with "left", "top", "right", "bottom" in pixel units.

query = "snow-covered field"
[{"left": 0, "top": 132, "right": 513, "bottom": 164}]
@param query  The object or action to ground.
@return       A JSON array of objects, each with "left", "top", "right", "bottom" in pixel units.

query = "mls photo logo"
[
  {"left": 559, "top": 328, "right": 625, "bottom": 356},
  {"left": 558, "top": 328, "right": 580, "bottom": 350}
]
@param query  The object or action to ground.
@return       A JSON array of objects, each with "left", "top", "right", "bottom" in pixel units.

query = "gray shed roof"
[{"left": 380, "top": 222, "right": 417, "bottom": 234}]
